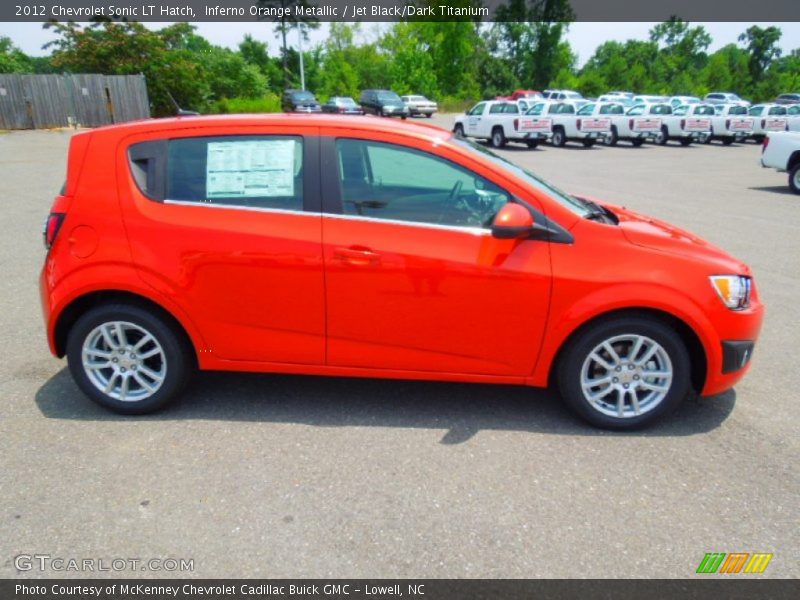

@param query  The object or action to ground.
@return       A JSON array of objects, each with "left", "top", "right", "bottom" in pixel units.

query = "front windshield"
[
  {"left": 378, "top": 91, "right": 402, "bottom": 102},
  {"left": 292, "top": 91, "right": 315, "bottom": 102},
  {"left": 451, "top": 137, "right": 590, "bottom": 218},
  {"left": 337, "top": 97, "right": 357, "bottom": 106}
]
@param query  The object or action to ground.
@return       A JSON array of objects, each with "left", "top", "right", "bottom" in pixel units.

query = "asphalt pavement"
[{"left": 0, "top": 121, "right": 797, "bottom": 578}]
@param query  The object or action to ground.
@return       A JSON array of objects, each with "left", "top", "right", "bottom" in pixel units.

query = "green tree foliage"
[
  {"left": 255, "top": 0, "right": 320, "bottom": 89},
  {"left": 0, "top": 36, "right": 33, "bottom": 73}
]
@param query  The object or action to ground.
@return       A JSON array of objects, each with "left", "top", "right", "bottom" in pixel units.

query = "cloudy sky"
[{"left": 1, "top": 21, "right": 797, "bottom": 67}]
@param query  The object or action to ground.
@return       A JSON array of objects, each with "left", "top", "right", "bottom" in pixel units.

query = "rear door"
[
  {"left": 117, "top": 126, "right": 325, "bottom": 364},
  {"left": 318, "top": 131, "right": 552, "bottom": 376}
]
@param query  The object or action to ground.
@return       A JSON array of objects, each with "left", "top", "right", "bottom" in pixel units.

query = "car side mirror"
[{"left": 491, "top": 203, "right": 534, "bottom": 239}]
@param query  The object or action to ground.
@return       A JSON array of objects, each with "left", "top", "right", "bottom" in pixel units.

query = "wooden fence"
[{"left": 0, "top": 74, "right": 150, "bottom": 129}]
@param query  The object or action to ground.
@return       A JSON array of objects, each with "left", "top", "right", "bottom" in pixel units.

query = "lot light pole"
[{"left": 298, "top": 25, "right": 305, "bottom": 90}]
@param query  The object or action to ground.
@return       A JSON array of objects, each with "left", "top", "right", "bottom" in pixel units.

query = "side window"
[
  {"left": 335, "top": 139, "right": 510, "bottom": 229},
  {"left": 788, "top": 105, "right": 800, "bottom": 115},
  {"left": 627, "top": 105, "right": 644, "bottom": 116},
  {"left": 165, "top": 135, "right": 303, "bottom": 211},
  {"left": 547, "top": 104, "right": 562, "bottom": 115},
  {"left": 560, "top": 104, "right": 575, "bottom": 114},
  {"left": 748, "top": 107, "right": 762, "bottom": 116},
  {"left": 468, "top": 102, "right": 486, "bottom": 116},
  {"left": 600, "top": 104, "right": 623, "bottom": 115},
  {"left": 518, "top": 100, "right": 528, "bottom": 112},
  {"left": 528, "top": 103, "right": 545, "bottom": 116},
  {"left": 577, "top": 103, "right": 595, "bottom": 116},
  {"left": 768, "top": 106, "right": 787, "bottom": 115},
  {"left": 504, "top": 104, "right": 520, "bottom": 114},
  {"left": 489, "top": 103, "right": 506, "bottom": 114}
]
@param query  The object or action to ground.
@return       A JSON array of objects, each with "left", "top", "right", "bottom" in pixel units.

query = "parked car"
[
  {"left": 604, "top": 103, "right": 662, "bottom": 146},
  {"left": 40, "top": 114, "right": 763, "bottom": 429},
  {"left": 706, "top": 104, "right": 754, "bottom": 145},
  {"left": 632, "top": 95, "right": 670, "bottom": 105},
  {"left": 282, "top": 89, "right": 322, "bottom": 113},
  {"left": 359, "top": 89, "right": 409, "bottom": 119},
  {"left": 541, "top": 101, "right": 613, "bottom": 147},
  {"left": 604, "top": 91, "right": 634, "bottom": 100},
  {"left": 704, "top": 92, "right": 750, "bottom": 107},
  {"left": 748, "top": 104, "right": 788, "bottom": 142},
  {"left": 598, "top": 95, "right": 635, "bottom": 108},
  {"left": 774, "top": 93, "right": 800, "bottom": 105},
  {"left": 669, "top": 96, "right": 701, "bottom": 109},
  {"left": 543, "top": 89, "right": 584, "bottom": 102},
  {"left": 495, "top": 90, "right": 543, "bottom": 101},
  {"left": 401, "top": 95, "right": 438, "bottom": 118},
  {"left": 655, "top": 103, "right": 712, "bottom": 145},
  {"left": 453, "top": 100, "right": 550, "bottom": 148},
  {"left": 761, "top": 131, "right": 800, "bottom": 194},
  {"left": 321, "top": 96, "right": 364, "bottom": 115}
]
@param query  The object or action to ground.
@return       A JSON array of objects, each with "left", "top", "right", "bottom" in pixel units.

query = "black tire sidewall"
[
  {"left": 557, "top": 316, "right": 691, "bottom": 430},
  {"left": 552, "top": 129, "right": 565, "bottom": 147},
  {"left": 66, "top": 304, "right": 191, "bottom": 414},
  {"left": 789, "top": 165, "right": 800, "bottom": 194}
]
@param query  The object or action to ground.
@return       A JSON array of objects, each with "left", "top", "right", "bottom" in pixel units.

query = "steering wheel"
[{"left": 448, "top": 180, "right": 463, "bottom": 200}]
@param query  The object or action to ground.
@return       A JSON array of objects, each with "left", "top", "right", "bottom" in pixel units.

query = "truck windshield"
[
  {"left": 378, "top": 92, "right": 402, "bottom": 102},
  {"left": 451, "top": 138, "right": 591, "bottom": 218}
]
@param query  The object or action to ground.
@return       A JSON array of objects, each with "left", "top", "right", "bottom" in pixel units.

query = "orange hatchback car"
[{"left": 40, "top": 115, "right": 763, "bottom": 428}]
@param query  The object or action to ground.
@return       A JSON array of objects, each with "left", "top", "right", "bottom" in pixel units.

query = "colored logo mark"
[{"left": 696, "top": 552, "right": 773, "bottom": 574}]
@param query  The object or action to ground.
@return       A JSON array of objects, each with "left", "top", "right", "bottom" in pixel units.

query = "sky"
[{"left": 1, "top": 21, "right": 798, "bottom": 67}]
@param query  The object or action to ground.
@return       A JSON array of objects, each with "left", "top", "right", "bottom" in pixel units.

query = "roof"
[{"left": 86, "top": 113, "right": 453, "bottom": 141}]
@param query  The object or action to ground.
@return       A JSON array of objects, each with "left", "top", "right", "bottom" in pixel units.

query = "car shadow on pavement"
[
  {"left": 35, "top": 368, "right": 736, "bottom": 443},
  {"left": 748, "top": 185, "right": 795, "bottom": 196}
]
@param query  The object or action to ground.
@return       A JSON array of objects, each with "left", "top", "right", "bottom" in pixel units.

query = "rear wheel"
[
  {"left": 490, "top": 127, "right": 507, "bottom": 148},
  {"left": 656, "top": 127, "right": 668, "bottom": 146},
  {"left": 66, "top": 304, "right": 193, "bottom": 414},
  {"left": 551, "top": 128, "right": 566, "bottom": 147},
  {"left": 604, "top": 126, "right": 618, "bottom": 146},
  {"left": 790, "top": 164, "right": 800, "bottom": 195},
  {"left": 556, "top": 316, "right": 691, "bottom": 429}
]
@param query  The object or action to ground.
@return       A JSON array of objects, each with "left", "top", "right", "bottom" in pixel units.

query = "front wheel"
[
  {"left": 604, "top": 126, "right": 618, "bottom": 146},
  {"left": 656, "top": 127, "right": 668, "bottom": 146},
  {"left": 790, "top": 164, "right": 800, "bottom": 195},
  {"left": 722, "top": 137, "right": 735, "bottom": 146},
  {"left": 631, "top": 138, "right": 645, "bottom": 147},
  {"left": 66, "top": 304, "right": 193, "bottom": 414},
  {"left": 453, "top": 124, "right": 465, "bottom": 138},
  {"left": 556, "top": 316, "right": 691, "bottom": 429},
  {"left": 680, "top": 138, "right": 693, "bottom": 146},
  {"left": 582, "top": 139, "right": 596, "bottom": 148}
]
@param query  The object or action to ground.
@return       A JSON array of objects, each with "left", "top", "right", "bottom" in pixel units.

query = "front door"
[{"left": 320, "top": 134, "right": 552, "bottom": 376}]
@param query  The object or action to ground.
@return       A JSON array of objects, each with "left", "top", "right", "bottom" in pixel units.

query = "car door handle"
[{"left": 333, "top": 246, "right": 381, "bottom": 266}]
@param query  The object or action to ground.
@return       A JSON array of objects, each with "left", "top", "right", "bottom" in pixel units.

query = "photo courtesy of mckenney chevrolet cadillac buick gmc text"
[{"left": 39, "top": 115, "right": 763, "bottom": 429}]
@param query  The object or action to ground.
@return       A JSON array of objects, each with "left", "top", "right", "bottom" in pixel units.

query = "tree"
[
  {"left": 738, "top": 26, "right": 782, "bottom": 83},
  {"left": 0, "top": 36, "right": 33, "bottom": 73},
  {"left": 649, "top": 18, "right": 711, "bottom": 93},
  {"left": 381, "top": 23, "right": 439, "bottom": 97},
  {"left": 256, "top": 0, "right": 320, "bottom": 89}
]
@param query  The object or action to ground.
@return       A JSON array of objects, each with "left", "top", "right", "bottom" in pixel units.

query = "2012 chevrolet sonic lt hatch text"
[{"left": 39, "top": 115, "right": 764, "bottom": 429}]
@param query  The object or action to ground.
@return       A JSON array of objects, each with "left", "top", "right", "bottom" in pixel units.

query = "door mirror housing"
[{"left": 491, "top": 203, "right": 534, "bottom": 239}]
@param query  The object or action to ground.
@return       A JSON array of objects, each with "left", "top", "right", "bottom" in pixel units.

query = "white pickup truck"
[
  {"left": 707, "top": 104, "right": 754, "bottom": 144},
  {"left": 453, "top": 100, "right": 551, "bottom": 148},
  {"left": 761, "top": 131, "right": 800, "bottom": 194},
  {"left": 748, "top": 104, "right": 789, "bottom": 142},
  {"left": 604, "top": 103, "right": 662, "bottom": 146},
  {"left": 655, "top": 103, "right": 713, "bottom": 145},
  {"left": 525, "top": 100, "right": 611, "bottom": 147},
  {"left": 787, "top": 104, "right": 800, "bottom": 132}
]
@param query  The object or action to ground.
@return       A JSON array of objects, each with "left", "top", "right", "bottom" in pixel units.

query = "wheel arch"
[
  {"left": 786, "top": 150, "right": 800, "bottom": 171},
  {"left": 53, "top": 290, "right": 199, "bottom": 368},
  {"left": 546, "top": 307, "right": 707, "bottom": 394}
]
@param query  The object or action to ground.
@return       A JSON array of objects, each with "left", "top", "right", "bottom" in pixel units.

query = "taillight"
[
  {"left": 577, "top": 119, "right": 582, "bottom": 130},
  {"left": 43, "top": 213, "right": 65, "bottom": 250},
  {"left": 680, "top": 119, "right": 686, "bottom": 129},
  {"left": 629, "top": 119, "right": 634, "bottom": 129},
  {"left": 513, "top": 118, "right": 519, "bottom": 131},
  {"left": 761, "top": 119, "right": 766, "bottom": 129},
  {"left": 762, "top": 136, "right": 769, "bottom": 153},
  {"left": 725, "top": 119, "right": 730, "bottom": 129}
]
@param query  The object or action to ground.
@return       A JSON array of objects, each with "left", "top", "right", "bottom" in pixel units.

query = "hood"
[{"left": 588, "top": 198, "right": 751, "bottom": 275}]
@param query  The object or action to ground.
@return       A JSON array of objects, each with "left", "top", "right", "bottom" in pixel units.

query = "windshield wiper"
[{"left": 576, "top": 197, "right": 615, "bottom": 223}]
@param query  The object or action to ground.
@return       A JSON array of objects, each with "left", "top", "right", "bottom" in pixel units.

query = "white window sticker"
[{"left": 206, "top": 140, "right": 296, "bottom": 198}]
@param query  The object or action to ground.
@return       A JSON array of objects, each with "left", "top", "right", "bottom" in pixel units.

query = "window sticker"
[{"left": 206, "top": 140, "right": 296, "bottom": 198}]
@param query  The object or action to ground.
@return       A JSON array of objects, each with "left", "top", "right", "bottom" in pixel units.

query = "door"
[
  {"left": 118, "top": 129, "right": 325, "bottom": 364},
  {"left": 466, "top": 102, "right": 486, "bottom": 136},
  {"left": 320, "top": 135, "right": 552, "bottom": 376}
]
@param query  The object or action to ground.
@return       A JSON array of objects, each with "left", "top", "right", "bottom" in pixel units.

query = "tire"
[
  {"left": 582, "top": 139, "right": 596, "bottom": 148},
  {"left": 453, "top": 124, "right": 465, "bottom": 138},
  {"left": 604, "top": 126, "right": 618, "bottom": 146},
  {"left": 551, "top": 128, "right": 566, "bottom": 147},
  {"left": 656, "top": 127, "right": 668, "bottom": 146},
  {"left": 378, "top": 108, "right": 385, "bottom": 117},
  {"left": 66, "top": 304, "right": 193, "bottom": 414},
  {"left": 790, "top": 163, "right": 800, "bottom": 195},
  {"left": 752, "top": 134, "right": 765, "bottom": 144},
  {"left": 556, "top": 315, "right": 691, "bottom": 430},
  {"left": 401, "top": 115, "right": 407, "bottom": 120},
  {"left": 703, "top": 135, "right": 713, "bottom": 145},
  {"left": 490, "top": 127, "right": 507, "bottom": 148},
  {"left": 426, "top": 114, "right": 433, "bottom": 118},
  {"left": 631, "top": 138, "right": 645, "bottom": 147},
  {"left": 680, "top": 138, "right": 693, "bottom": 146},
  {"left": 525, "top": 139, "right": 539, "bottom": 149},
  {"left": 722, "top": 138, "right": 735, "bottom": 146}
]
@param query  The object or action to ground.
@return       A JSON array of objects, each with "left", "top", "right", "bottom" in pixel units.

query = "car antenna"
[{"left": 167, "top": 91, "right": 200, "bottom": 117}]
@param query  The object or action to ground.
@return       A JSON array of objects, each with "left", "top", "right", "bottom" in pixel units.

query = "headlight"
[{"left": 709, "top": 275, "right": 751, "bottom": 310}]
